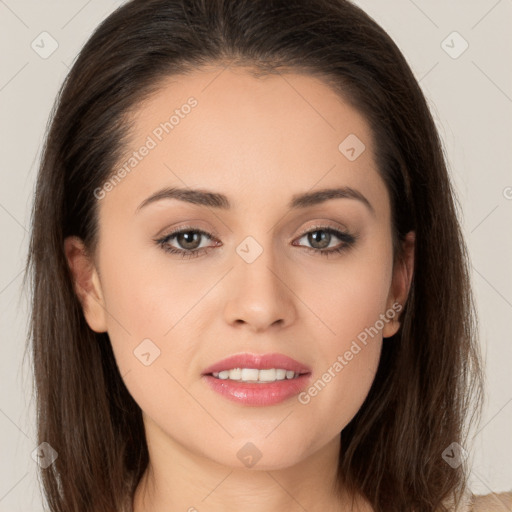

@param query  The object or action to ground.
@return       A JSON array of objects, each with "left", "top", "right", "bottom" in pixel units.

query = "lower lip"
[{"left": 202, "top": 374, "right": 311, "bottom": 406}]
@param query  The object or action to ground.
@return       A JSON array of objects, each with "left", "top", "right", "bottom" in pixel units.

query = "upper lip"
[{"left": 202, "top": 352, "right": 312, "bottom": 375}]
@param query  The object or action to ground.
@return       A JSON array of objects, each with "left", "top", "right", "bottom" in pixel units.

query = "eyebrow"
[{"left": 136, "top": 186, "right": 375, "bottom": 216}]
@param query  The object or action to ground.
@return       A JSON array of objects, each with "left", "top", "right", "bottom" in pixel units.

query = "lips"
[
  {"left": 201, "top": 352, "right": 312, "bottom": 376},
  {"left": 201, "top": 352, "right": 313, "bottom": 406}
]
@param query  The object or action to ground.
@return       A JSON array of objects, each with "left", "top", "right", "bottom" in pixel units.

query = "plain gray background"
[{"left": 0, "top": 0, "right": 511, "bottom": 510}]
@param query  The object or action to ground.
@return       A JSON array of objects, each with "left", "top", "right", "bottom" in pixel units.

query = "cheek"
[
  {"left": 293, "top": 244, "right": 393, "bottom": 426},
  {"left": 295, "top": 283, "right": 386, "bottom": 438},
  {"left": 96, "top": 247, "right": 205, "bottom": 433},
  {"left": 96, "top": 234, "right": 218, "bottom": 383},
  {"left": 300, "top": 238, "right": 393, "bottom": 345}
]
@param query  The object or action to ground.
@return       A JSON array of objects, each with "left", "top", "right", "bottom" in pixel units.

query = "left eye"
[{"left": 155, "top": 226, "right": 356, "bottom": 259}]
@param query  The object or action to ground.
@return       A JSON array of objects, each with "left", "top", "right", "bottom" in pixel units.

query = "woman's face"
[{"left": 67, "top": 66, "right": 412, "bottom": 470}]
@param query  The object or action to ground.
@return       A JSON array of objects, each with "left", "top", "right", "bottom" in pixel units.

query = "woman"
[{"left": 25, "top": 0, "right": 511, "bottom": 510}]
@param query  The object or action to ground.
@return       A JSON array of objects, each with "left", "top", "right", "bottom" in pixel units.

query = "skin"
[{"left": 65, "top": 65, "right": 414, "bottom": 512}]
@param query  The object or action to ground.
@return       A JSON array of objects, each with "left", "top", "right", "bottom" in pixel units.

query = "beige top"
[
  {"left": 471, "top": 492, "right": 512, "bottom": 511},
  {"left": 454, "top": 490, "right": 512, "bottom": 511}
]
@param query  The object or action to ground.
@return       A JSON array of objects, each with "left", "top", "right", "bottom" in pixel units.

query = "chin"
[{"left": 202, "top": 435, "right": 316, "bottom": 471}]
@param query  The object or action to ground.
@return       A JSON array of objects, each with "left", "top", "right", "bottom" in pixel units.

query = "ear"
[
  {"left": 382, "top": 230, "right": 415, "bottom": 338},
  {"left": 64, "top": 236, "right": 108, "bottom": 333}
]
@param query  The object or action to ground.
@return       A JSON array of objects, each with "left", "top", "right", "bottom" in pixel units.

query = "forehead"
[{"left": 100, "top": 66, "right": 387, "bottom": 217}]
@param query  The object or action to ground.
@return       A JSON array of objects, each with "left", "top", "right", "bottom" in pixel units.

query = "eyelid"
[{"left": 295, "top": 221, "right": 350, "bottom": 239}]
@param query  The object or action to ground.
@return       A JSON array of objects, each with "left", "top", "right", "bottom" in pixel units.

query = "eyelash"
[{"left": 155, "top": 225, "right": 357, "bottom": 259}]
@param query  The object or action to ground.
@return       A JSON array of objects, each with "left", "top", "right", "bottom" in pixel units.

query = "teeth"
[
  {"left": 241, "top": 368, "right": 260, "bottom": 381},
  {"left": 211, "top": 368, "right": 302, "bottom": 383},
  {"left": 276, "top": 369, "right": 286, "bottom": 380},
  {"left": 228, "top": 368, "right": 242, "bottom": 380}
]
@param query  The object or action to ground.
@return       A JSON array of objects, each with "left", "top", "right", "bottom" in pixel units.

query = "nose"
[{"left": 223, "top": 243, "right": 297, "bottom": 333}]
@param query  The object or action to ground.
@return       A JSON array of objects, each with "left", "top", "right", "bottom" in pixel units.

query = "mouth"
[{"left": 201, "top": 353, "right": 312, "bottom": 406}]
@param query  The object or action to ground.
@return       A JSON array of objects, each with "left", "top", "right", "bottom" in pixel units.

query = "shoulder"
[
  {"left": 441, "top": 489, "right": 512, "bottom": 512},
  {"left": 469, "top": 491, "right": 512, "bottom": 511}
]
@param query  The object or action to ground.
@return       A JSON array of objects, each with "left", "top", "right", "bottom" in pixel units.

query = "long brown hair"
[{"left": 25, "top": 1, "right": 484, "bottom": 510}]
